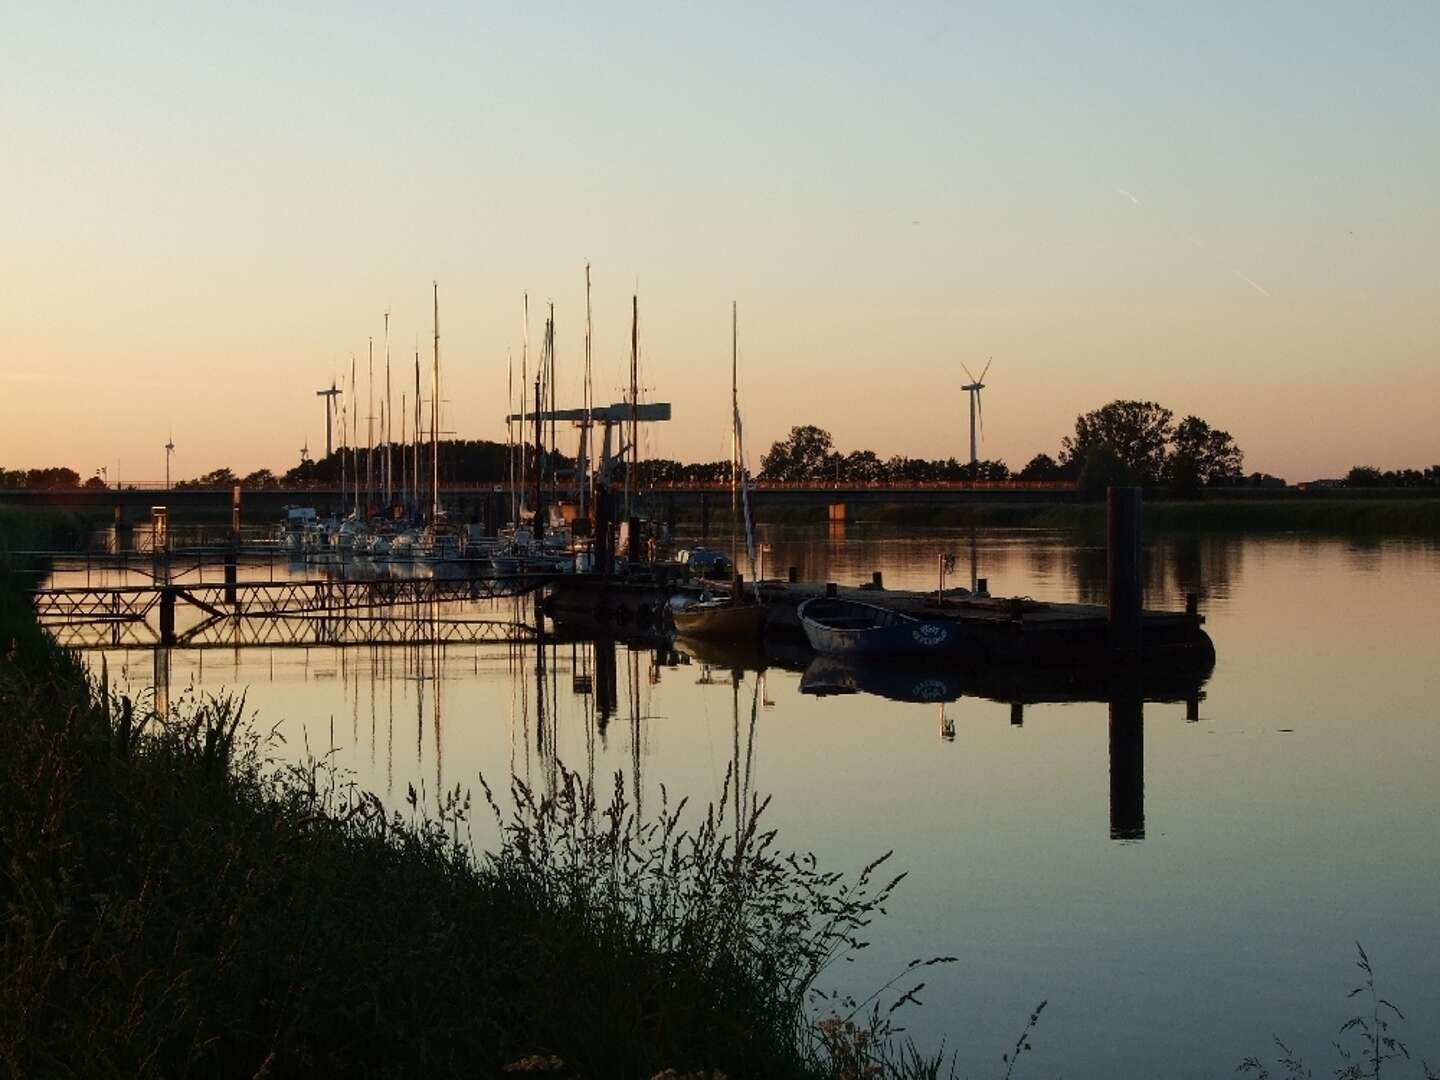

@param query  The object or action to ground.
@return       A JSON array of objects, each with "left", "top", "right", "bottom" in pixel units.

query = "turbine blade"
[
  {"left": 977, "top": 391, "right": 985, "bottom": 441},
  {"left": 962, "top": 362, "right": 977, "bottom": 383},
  {"left": 979, "top": 357, "right": 992, "bottom": 383}
]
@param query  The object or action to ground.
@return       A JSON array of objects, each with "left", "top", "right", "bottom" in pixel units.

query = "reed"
[{"left": 0, "top": 597, "right": 984, "bottom": 1078}]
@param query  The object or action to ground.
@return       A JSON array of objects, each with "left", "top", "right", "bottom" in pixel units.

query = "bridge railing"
[{"left": 35, "top": 479, "right": 1079, "bottom": 495}]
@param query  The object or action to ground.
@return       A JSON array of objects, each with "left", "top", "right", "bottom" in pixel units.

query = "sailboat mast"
[
  {"left": 400, "top": 392, "right": 407, "bottom": 509},
  {"left": 546, "top": 304, "right": 556, "bottom": 490},
  {"left": 431, "top": 281, "right": 440, "bottom": 521},
  {"left": 351, "top": 355, "right": 360, "bottom": 516},
  {"left": 367, "top": 336, "right": 374, "bottom": 514},
  {"left": 731, "top": 301, "right": 739, "bottom": 520},
  {"left": 533, "top": 376, "right": 543, "bottom": 535},
  {"left": 413, "top": 350, "right": 421, "bottom": 515},
  {"left": 582, "top": 262, "right": 593, "bottom": 518},
  {"left": 384, "top": 311, "right": 392, "bottom": 507},
  {"left": 627, "top": 294, "right": 638, "bottom": 520},
  {"left": 520, "top": 292, "right": 529, "bottom": 521},
  {"left": 507, "top": 347, "right": 516, "bottom": 524}
]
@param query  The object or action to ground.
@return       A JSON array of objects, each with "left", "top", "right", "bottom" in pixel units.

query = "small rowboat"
[
  {"left": 798, "top": 596, "right": 959, "bottom": 656},
  {"left": 672, "top": 599, "right": 767, "bottom": 639}
]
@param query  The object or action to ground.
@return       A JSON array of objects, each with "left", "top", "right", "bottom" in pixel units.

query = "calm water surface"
[{"left": 71, "top": 526, "right": 1440, "bottom": 1078}]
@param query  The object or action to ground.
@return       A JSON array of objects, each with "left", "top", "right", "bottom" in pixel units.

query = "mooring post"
[
  {"left": 732, "top": 571, "right": 745, "bottom": 603},
  {"left": 627, "top": 515, "right": 642, "bottom": 563},
  {"left": 1107, "top": 486, "right": 1143, "bottom": 662},
  {"left": 699, "top": 490, "right": 710, "bottom": 540},
  {"left": 787, "top": 566, "right": 799, "bottom": 583},
  {"left": 224, "top": 549, "right": 238, "bottom": 607},
  {"left": 1010, "top": 702, "right": 1024, "bottom": 727},
  {"left": 159, "top": 586, "right": 177, "bottom": 646},
  {"left": 872, "top": 570, "right": 884, "bottom": 589},
  {"left": 1108, "top": 680, "right": 1145, "bottom": 840}
]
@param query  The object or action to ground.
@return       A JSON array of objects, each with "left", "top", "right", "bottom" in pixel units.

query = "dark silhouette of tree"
[
  {"left": 21, "top": 467, "right": 85, "bottom": 489},
  {"left": 241, "top": 469, "right": 279, "bottom": 489},
  {"left": 839, "top": 449, "right": 886, "bottom": 482},
  {"left": 1062, "top": 400, "right": 1175, "bottom": 485},
  {"left": 1170, "top": 416, "right": 1244, "bottom": 486},
  {"left": 760, "top": 425, "right": 835, "bottom": 481},
  {"left": 1018, "top": 453, "right": 1069, "bottom": 481},
  {"left": 178, "top": 468, "right": 237, "bottom": 489},
  {"left": 1079, "top": 442, "right": 1134, "bottom": 495}
]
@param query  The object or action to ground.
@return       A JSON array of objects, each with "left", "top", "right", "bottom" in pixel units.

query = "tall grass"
[
  {"left": 0, "top": 613, "right": 993, "bottom": 1077},
  {"left": 1238, "top": 944, "right": 1438, "bottom": 1080}
]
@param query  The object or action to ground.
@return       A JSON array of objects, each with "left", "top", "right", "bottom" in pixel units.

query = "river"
[{"left": 68, "top": 525, "right": 1440, "bottom": 1078}]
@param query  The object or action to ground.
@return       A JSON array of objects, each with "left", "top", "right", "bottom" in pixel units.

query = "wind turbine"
[
  {"left": 164, "top": 432, "right": 175, "bottom": 489},
  {"left": 961, "top": 358, "right": 992, "bottom": 468}
]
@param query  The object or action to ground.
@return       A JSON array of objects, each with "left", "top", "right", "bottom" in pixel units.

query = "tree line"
[
  {"left": 752, "top": 401, "right": 1257, "bottom": 495},
  {"left": 4, "top": 401, "right": 1438, "bottom": 493}
]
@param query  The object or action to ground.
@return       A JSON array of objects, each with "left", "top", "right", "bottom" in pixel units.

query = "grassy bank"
[
  {"left": 0, "top": 514, "right": 961, "bottom": 1079},
  {"left": 667, "top": 497, "right": 1440, "bottom": 535}
]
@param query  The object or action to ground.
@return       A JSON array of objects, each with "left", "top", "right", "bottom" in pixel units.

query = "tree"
[
  {"left": 1170, "top": 416, "right": 1244, "bottom": 486},
  {"left": 179, "top": 467, "right": 237, "bottom": 489},
  {"left": 1345, "top": 466, "right": 1384, "bottom": 487},
  {"left": 82, "top": 475, "right": 108, "bottom": 490},
  {"left": 241, "top": 469, "right": 279, "bottom": 489},
  {"left": 759, "top": 425, "right": 835, "bottom": 481},
  {"left": 1079, "top": 442, "right": 1134, "bottom": 496},
  {"left": 1018, "top": 453, "right": 1069, "bottom": 482},
  {"left": 957, "top": 459, "right": 1010, "bottom": 482},
  {"left": 1061, "top": 401, "right": 1175, "bottom": 485},
  {"left": 25, "top": 467, "right": 83, "bottom": 489},
  {"left": 839, "top": 450, "right": 886, "bottom": 483}
]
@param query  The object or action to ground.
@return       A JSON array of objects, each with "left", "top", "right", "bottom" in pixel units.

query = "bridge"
[{"left": 0, "top": 479, "right": 1081, "bottom": 522}]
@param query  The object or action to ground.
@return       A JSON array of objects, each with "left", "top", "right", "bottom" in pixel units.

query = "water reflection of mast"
[
  {"left": 628, "top": 648, "right": 644, "bottom": 817},
  {"left": 386, "top": 649, "right": 395, "bottom": 796}
]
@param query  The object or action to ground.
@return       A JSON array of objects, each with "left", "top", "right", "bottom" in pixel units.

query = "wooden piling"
[
  {"left": 1108, "top": 685, "right": 1144, "bottom": 840},
  {"left": 872, "top": 571, "right": 884, "bottom": 589},
  {"left": 1107, "top": 486, "right": 1143, "bottom": 661},
  {"left": 787, "top": 566, "right": 799, "bottom": 583},
  {"left": 159, "top": 586, "right": 177, "bottom": 646},
  {"left": 224, "top": 551, "right": 238, "bottom": 606}
]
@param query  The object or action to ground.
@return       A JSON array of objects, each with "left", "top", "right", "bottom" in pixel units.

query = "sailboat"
[{"left": 673, "top": 302, "right": 767, "bottom": 640}]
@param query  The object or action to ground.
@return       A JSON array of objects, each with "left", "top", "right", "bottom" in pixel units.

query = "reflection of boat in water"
[
  {"left": 798, "top": 596, "right": 959, "bottom": 656},
  {"left": 800, "top": 654, "right": 962, "bottom": 703},
  {"left": 672, "top": 598, "right": 766, "bottom": 639},
  {"left": 799, "top": 652, "right": 1213, "bottom": 707},
  {"left": 673, "top": 632, "right": 770, "bottom": 673}
]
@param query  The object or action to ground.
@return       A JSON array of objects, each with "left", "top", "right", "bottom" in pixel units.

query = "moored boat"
[
  {"left": 798, "top": 596, "right": 960, "bottom": 656},
  {"left": 672, "top": 598, "right": 766, "bottom": 639}
]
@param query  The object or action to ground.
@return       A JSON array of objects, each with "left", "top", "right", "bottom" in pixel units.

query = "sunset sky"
[{"left": 3, "top": 2, "right": 1436, "bottom": 483}]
